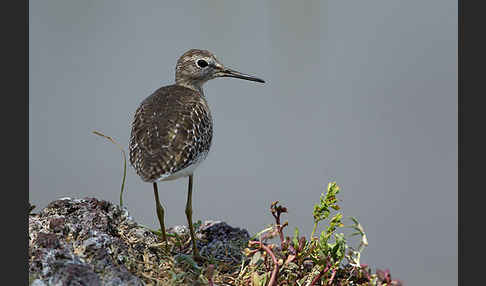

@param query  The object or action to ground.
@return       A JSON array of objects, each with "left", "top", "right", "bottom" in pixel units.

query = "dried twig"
[
  {"left": 206, "top": 264, "right": 215, "bottom": 286},
  {"left": 249, "top": 241, "right": 279, "bottom": 286},
  {"left": 270, "top": 201, "right": 288, "bottom": 247},
  {"left": 327, "top": 269, "right": 336, "bottom": 286},
  {"left": 309, "top": 257, "right": 331, "bottom": 286}
]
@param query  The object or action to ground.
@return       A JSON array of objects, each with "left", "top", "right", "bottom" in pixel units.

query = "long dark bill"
[{"left": 219, "top": 68, "right": 265, "bottom": 83}]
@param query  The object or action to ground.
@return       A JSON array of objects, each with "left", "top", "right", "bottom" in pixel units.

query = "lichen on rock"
[{"left": 29, "top": 197, "right": 250, "bottom": 285}]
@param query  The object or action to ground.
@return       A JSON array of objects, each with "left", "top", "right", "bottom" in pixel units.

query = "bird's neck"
[{"left": 175, "top": 80, "right": 205, "bottom": 96}]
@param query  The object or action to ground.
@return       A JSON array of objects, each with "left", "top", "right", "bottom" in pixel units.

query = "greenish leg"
[
  {"left": 153, "top": 182, "right": 168, "bottom": 245},
  {"left": 185, "top": 174, "right": 199, "bottom": 257}
]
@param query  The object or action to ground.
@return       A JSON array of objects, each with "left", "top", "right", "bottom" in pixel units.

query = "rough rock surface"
[
  {"left": 29, "top": 197, "right": 250, "bottom": 285},
  {"left": 197, "top": 220, "right": 249, "bottom": 263}
]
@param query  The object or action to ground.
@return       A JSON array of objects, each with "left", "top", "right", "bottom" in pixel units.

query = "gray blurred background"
[{"left": 29, "top": 1, "right": 457, "bottom": 285}]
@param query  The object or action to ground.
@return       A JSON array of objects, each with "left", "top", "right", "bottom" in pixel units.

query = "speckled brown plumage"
[
  {"left": 128, "top": 49, "right": 263, "bottom": 257},
  {"left": 129, "top": 85, "right": 212, "bottom": 182}
]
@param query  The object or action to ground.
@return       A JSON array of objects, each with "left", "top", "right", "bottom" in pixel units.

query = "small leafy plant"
[{"left": 238, "top": 182, "right": 402, "bottom": 286}]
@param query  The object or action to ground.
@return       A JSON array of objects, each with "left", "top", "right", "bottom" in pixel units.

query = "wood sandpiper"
[{"left": 129, "top": 49, "right": 264, "bottom": 257}]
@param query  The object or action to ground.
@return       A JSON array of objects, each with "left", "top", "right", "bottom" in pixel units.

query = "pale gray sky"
[{"left": 29, "top": 1, "right": 457, "bottom": 285}]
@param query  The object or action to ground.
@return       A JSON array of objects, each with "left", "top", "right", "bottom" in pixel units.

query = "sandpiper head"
[{"left": 175, "top": 49, "right": 264, "bottom": 91}]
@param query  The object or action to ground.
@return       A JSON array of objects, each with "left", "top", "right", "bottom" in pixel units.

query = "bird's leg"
[
  {"left": 153, "top": 182, "right": 168, "bottom": 246},
  {"left": 185, "top": 174, "right": 199, "bottom": 257}
]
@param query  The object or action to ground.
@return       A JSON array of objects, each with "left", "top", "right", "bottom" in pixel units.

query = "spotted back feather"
[{"left": 129, "top": 85, "right": 213, "bottom": 182}]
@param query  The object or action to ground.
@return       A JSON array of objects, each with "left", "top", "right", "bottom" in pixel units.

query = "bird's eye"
[{"left": 197, "top": 59, "right": 208, "bottom": 68}]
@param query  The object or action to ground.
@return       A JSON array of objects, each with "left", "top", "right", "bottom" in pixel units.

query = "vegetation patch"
[{"left": 136, "top": 182, "right": 402, "bottom": 285}]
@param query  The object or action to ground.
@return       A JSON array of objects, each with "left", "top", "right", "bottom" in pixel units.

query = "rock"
[
  {"left": 29, "top": 198, "right": 146, "bottom": 286},
  {"left": 196, "top": 220, "right": 250, "bottom": 263},
  {"left": 29, "top": 197, "right": 251, "bottom": 285}
]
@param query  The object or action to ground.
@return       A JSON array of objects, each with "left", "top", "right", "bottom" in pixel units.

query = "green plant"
[
  {"left": 311, "top": 182, "right": 342, "bottom": 239},
  {"left": 240, "top": 181, "right": 400, "bottom": 286}
]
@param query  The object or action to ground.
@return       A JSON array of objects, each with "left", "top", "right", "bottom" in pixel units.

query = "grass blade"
[{"left": 92, "top": 130, "right": 127, "bottom": 207}]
